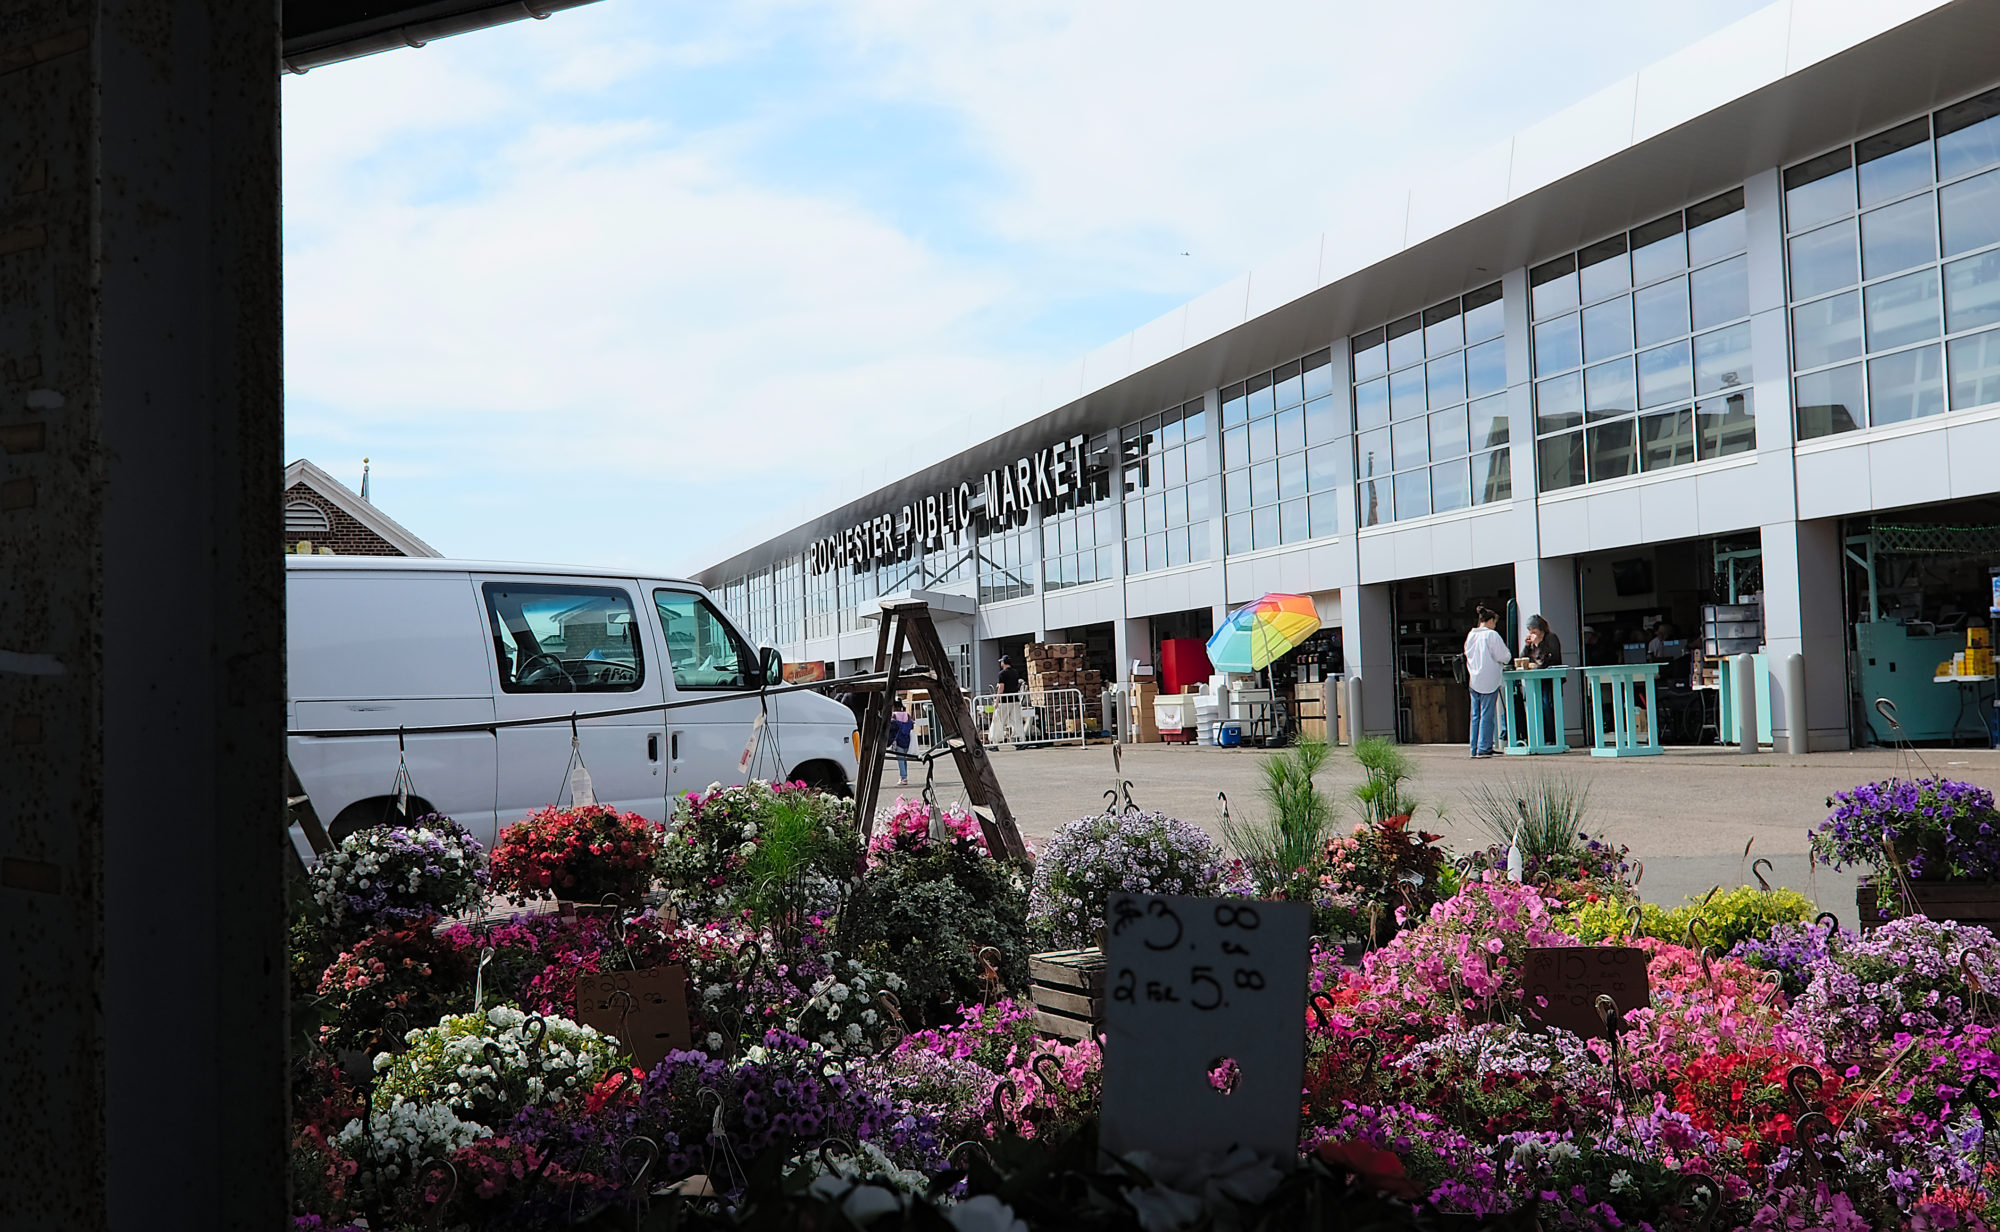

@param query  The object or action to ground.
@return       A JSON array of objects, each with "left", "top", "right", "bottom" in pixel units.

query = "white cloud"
[{"left": 283, "top": 0, "right": 1777, "bottom": 575}]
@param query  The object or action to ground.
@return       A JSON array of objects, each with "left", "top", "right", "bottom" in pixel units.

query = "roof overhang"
[{"left": 282, "top": 0, "right": 605, "bottom": 75}]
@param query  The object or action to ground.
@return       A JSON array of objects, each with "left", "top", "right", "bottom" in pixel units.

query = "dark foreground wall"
[{"left": 0, "top": 2, "right": 285, "bottom": 1226}]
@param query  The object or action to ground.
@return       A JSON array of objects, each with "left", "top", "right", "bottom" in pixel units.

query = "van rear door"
[{"left": 477, "top": 575, "right": 667, "bottom": 828}]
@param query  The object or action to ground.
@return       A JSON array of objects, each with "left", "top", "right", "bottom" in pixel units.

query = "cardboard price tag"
[
  {"left": 1099, "top": 893, "right": 1310, "bottom": 1169},
  {"left": 574, "top": 965, "right": 692, "bottom": 1068},
  {"left": 1521, "top": 946, "right": 1651, "bottom": 1037}
]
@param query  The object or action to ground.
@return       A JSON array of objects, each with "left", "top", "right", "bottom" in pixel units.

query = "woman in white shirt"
[{"left": 1463, "top": 606, "right": 1510, "bottom": 758}]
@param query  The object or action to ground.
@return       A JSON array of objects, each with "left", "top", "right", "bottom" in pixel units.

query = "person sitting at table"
[{"left": 1647, "top": 621, "right": 1679, "bottom": 661}]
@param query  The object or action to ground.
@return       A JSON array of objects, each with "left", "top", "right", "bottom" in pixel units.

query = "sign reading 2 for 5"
[{"left": 1098, "top": 893, "right": 1309, "bottom": 1168}]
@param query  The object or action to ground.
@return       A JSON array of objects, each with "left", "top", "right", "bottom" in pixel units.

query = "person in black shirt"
[
  {"left": 989, "top": 654, "right": 1025, "bottom": 748},
  {"left": 1519, "top": 614, "right": 1563, "bottom": 742}
]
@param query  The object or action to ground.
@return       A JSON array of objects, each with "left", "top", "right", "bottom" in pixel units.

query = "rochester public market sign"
[{"left": 806, "top": 433, "right": 1099, "bottom": 576}]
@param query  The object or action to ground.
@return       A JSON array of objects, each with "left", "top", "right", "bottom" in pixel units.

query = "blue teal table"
[
  {"left": 1500, "top": 666, "right": 1570, "bottom": 755},
  {"left": 1580, "top": 663, "right": 1663, "bottom": 757}
]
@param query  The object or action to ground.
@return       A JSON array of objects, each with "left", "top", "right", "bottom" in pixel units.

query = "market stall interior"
[
  {"left": 1843, "top": 498, "right": 2000, "bottom": 748},
  {"left": 1392, "top": 565, "right": 1514, "bottom": 744}
]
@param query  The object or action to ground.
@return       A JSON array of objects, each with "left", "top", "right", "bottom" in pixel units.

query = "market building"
[{"left": 699, "top": 0, "right": 2000, "bottom": 752}]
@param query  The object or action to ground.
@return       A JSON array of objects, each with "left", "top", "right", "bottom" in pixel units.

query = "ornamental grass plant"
[{"left": 1221, "top": 739, "right": 1339, "bottom": 906}]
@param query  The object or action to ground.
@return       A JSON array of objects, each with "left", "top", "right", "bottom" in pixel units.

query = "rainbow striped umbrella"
[{"left": 1205, "top": 592, "right": 1322, "bottom": 672}]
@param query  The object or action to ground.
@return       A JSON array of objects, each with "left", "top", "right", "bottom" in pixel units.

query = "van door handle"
[
  {"left": 647, "top": 733, "right": 660, "bottom": 762},
  {"left": 670, "top": 731, "right": 680, "bottom": 761}
]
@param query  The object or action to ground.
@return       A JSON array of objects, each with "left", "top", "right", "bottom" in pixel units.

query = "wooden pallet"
[{"left": 1029, "top": 947, "right": 1105, "bottom": 1041}]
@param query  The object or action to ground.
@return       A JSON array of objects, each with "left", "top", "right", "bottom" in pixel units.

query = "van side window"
[
  {"left": 653, "top": 589, "right": 753, "bottom": 690},
  {"left": 483, "top": 583, "right": 645, "bottom": 693}
]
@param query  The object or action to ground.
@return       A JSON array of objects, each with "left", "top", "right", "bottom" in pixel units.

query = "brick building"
[{"left": 282, "top": 458, "right": 439, "bottom": 557}]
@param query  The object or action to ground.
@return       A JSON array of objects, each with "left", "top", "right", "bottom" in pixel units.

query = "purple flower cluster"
[
  {"left": 1027, "top": 810, "right": 1227, "bottom": 947},
  {"left": 309, "top": 814, "right": 489, "bottom": 935},
  {"left": 1811, "top": 776, "right": 2000, "bottom": 880},
  {"left": 619, "top": 1030, "right": 947, "bottom": 1189},
  {"left": 1786, "top": 915, "right": 2000, "bottom": 1059},
  {"left": 1730, "top": 918, "right": 1850, "bottom": 998}
]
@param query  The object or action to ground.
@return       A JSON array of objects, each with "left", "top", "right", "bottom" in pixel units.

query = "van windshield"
[{"left": 483, "top": 582, "right": 644, "bottom": 693}]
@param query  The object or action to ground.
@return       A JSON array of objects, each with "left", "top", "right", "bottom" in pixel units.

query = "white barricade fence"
[{"left": 975, "top": 689, "right": 1087, "bottom": 748}]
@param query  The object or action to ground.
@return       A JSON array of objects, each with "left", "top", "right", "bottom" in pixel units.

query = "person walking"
[
  {"left": 888, "top": 699, "right": 915, "bottom": 786},
  {"left": 1463, "top": 606, "right": 1509, "bottom": 758},
  {"left": 987, "top": 653, "right": 1025, "bottom": 749}
]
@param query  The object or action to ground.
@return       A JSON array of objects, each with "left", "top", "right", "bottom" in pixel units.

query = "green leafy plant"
[
  {"left": 1223, "top": 739, "right": 1338, "bottom": 902},
  {"left": 842, "top": 811, "right": 1031, "bottom": 1026},
  {"left": 738, "top": 788, "right": 864, "bottom": 932},
  {"left": 1561, "top": 885, "right": 1815, "bottom": 951},
  {"left": 1350, "top": 737, "right": 1418, "bottom": 825}
]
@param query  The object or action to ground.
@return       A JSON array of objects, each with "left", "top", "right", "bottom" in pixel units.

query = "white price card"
[{"left": 1098, "top": 893, "right": 1310, "bottom": 1169}]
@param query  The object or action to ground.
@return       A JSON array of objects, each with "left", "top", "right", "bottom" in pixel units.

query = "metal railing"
[{"left": 970, "top": 689, "right": 1088, "bottom": 748}]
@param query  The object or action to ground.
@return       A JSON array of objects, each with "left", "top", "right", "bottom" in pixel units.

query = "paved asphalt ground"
[{"left": 901, "top": 741, "right": 2000, "bottom": 928}]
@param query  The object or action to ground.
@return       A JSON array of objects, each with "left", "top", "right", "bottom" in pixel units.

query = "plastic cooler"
[{"left": 1217, "top": 723, "right": 1244, "bottom": 748}]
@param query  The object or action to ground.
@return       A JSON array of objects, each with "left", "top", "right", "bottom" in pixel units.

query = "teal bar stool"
[
  {"left": 1500, "top": 667, "right": 1570, "bottom": 754},
  {"left": 1579, "top": 663, "right": 1664, "bottom": 757}
]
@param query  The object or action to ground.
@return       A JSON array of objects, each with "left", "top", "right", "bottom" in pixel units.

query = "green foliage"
[
  {"left": 842, "top": 842, "right": 1032, "bottom": 1026},
  {"left": 1223, "top": 739, "right": 1339, "bottom": 901},
  {"left": 1562, "top": 885, "right": 1815, "bottom": 950},
  {"left": 1461, "top": 772, "right": 1591, "bottom": 864},
  {"left": 1351, "top": 737, "right": 1419, "bottom": 824},
  {"left": 738, "top": 789, "right": 865, "bottom": 929}
]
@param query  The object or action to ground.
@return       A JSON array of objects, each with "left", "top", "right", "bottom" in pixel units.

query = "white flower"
[
  {"left": 947, "top": 1195, "right": 1029, "bottom": 1232},
  {"left": 1608, "top": 1169, "right": 1634, "bottom": 1192},
  {"left": 844, "top": 1023, "right": 864, "bottom": 1046}
]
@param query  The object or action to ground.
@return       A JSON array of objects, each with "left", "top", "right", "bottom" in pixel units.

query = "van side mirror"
[{"left": 759, "top": 646, "right": 783, "bottom": 688}]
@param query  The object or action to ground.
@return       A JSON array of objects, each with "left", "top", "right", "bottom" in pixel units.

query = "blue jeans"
[
  {"left": 894, "top": 742, "right": 911, "bottom": 781},
  {"left": 1469, "top": 687, "right": 1500, "bottom": 756}
]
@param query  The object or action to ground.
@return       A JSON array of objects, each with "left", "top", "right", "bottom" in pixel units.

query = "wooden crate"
[
  {"left": 1028, "top": 947, "right": 1104, "bottom": 1040},
  {"left": 1858, "top": 878, "right": 2000, "bottom": 929}
]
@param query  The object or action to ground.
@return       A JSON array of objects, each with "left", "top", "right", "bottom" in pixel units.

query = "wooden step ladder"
[{"left": 851, "top": 598, "right": 1030, "bottom": 861}]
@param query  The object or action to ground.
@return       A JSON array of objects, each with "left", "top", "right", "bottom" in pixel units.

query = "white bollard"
[{"left": 1346, "top": 674, "right": 1365, "bottom": 746}]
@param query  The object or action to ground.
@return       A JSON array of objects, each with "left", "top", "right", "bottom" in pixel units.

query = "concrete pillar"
[
  {"left": 1, "top": 3, "right": 286, "bottom": 1227},
  {"left": 1340, "top": 583, "right": 1398, "bottom": 739},
  {"left": 1762, "top": 518, "right": 1849, "bottom": 751},
  {"left": 1514, "top": 557, "right": 1582, "bottom": 740}
]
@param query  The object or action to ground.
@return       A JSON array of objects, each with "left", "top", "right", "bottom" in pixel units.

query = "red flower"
[{"left": 1315, "top": 1140, "right": 1419, "bottom": 1199}]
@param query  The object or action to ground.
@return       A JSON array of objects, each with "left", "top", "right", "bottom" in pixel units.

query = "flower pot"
[{"left": 1857, "top": 877, "right": 2000, "bottom": 930}]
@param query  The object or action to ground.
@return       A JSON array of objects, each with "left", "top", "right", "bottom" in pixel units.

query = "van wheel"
[
  {"left": 788, "top": 761, "right": 850, "bottom": 798},
  {"left": 328, "top": 796, "right": 438, "bottom": 845}
]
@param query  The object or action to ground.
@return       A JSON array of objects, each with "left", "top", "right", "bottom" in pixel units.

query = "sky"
[{"left": 281, "top": 0, "right": 1774, "bottom": 577}]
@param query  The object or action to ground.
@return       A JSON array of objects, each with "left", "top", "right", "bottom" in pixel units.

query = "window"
[
  {"left": 484, "top": 582, "right": 645, "bottom": 693},
  {"left": 806, "top": 561, "right": 840, "bottom": 640},
  {"left": 1533, "top": 188, "right": 1751, "bottom": 489},
  {"left": 1787, "top": 84, "right": 2000, "bottom": 439},
  {"left": 1123, "top": 399, "right": 1211, "bottom": 574},
  {"left": 977, "top": 519, "right": 1034, "bottom": 605},
  {"left": 1042, "top": 431, "right": 1118, "bottom": 590},
  {"left": 1354, "top": 283, "right": 1505, "bottom": 524},
  {"left": 284, "top": 500, "right": 330, "bottom": 536},
  {"left": 772, "top": 556, "right": 803, "bottom": 645},
  {"left": 1223, "top": 349, "right": 1339, "bottom": 549},
  {"left": 654, "top": 589, "right": 755, "bottom": 690}
]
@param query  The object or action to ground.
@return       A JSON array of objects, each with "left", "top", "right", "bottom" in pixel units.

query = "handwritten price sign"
[
  {"left": 573, "top": 965, "right": 692, "bottom": 1069},
  {"left": 1521, "top": 946, "right": 1651, "bottom": 1038},
  {"left": 1099, "top": 894, "right": 1309, "bottom": 1168}
]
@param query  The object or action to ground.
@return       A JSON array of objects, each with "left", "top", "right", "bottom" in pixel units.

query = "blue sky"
[{"left": 282, "top": 0, "right": 1771, "bottom": 575}]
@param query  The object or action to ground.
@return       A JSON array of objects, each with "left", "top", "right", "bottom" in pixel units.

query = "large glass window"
[
  {"left": 1223, "top": 349, "right": 1340, "bottom": 550},
  {"left": 1043, "top": 431, "right": 1119, "bottom": 590},
  {"left": 1787, "top": 85, "right": 2000, "bottom": 439},
  {"left": 1123, "top": 399, "right": 1212, "bottom": 574},
  {"left": 654, "top": 589, "right": 753, "bottom": 690},
  {"left": 977, "top": 519, "right": 1034, "bottom": 605},
  {"left": 1532, "top": 188, "right": 1752, "bottom": 490},
  {"left": 806, "top": 560, "right": 840, "bottom": 639},
  {"left": 484, "top": 582, "right": 645, "bottom": 693},
  {"left": 1351, "top": 283, "right": 1504, "bottom": 525}
]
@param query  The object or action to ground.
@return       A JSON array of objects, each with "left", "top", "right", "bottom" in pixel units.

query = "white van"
[{"left": 286, "top": 557, "right": 859, "bottom": 849}]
